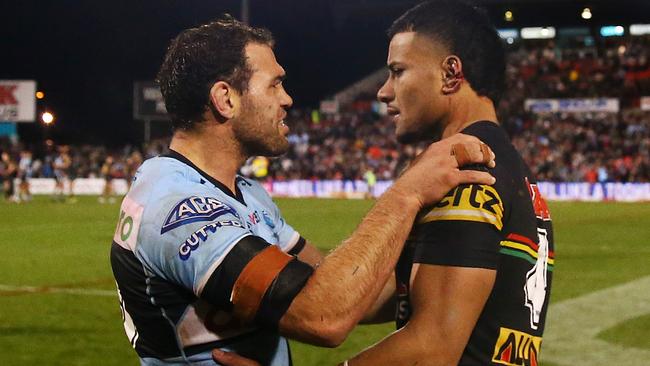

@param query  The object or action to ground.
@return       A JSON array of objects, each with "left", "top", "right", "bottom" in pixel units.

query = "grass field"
[{"left": 1, "top": 197, "right": 649, "bottom": 365}]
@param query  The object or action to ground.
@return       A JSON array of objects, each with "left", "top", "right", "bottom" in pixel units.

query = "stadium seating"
[{"left": 1, "top": 37, "right": 649, "bottom": 184}]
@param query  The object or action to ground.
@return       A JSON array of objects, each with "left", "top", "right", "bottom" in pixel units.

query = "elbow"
[
  {"left": 287, "top": 315, "right": 354, "bottom": 347},
  {"left": 321, "top": 321, "right": 352, "bottom": 347},
  {"left": 306, "top": 318, "right": 353, "bottom": 347}
]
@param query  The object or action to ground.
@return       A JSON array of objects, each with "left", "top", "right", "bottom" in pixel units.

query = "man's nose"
[
  {"left": 377, "top": 79, "right": 393, "bottom": 103},
  {"left": 281, "top": 88, "right": 293, "bottom": 109}
]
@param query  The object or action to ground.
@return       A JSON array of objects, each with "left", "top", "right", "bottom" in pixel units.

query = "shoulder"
[
  {"left": 123, "top": 157, "right": 247, "bottom": 251},
  {"left": 461, "top": 121, "right": 527, "bottom": 201},
  {"left": 237, "top": 176, "right": 275, "bottom": 205},
  {"left": 416, "top": 122, "right": 517, "bottom": 231},
  {"left": 461, "top": 121, "right": 513, "bottom": 158},
  {"left": 237, "top": 176, "right": 266, "bottom": 194},
  {"left": 129, "top": 156, "right": 210, "bottom": 209},
  {"left": 461, "top": 121, "right": 521, "bottom": 167}
]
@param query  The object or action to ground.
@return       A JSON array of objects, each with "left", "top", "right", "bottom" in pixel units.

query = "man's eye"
[{"left": 391, "top": 68, "right": 404, "bottom": 77}]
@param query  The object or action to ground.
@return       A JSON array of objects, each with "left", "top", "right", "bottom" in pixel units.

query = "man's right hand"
[
  {"left": 212, "top": 349, "right": 260, "bottom": 366},
  {"left": 392, "top": 133, "right": 496, "bottom": 208}
]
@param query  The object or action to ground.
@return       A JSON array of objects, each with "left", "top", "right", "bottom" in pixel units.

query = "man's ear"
[
  {"left": 441, "top": 55, "right": 464, "bottom": 95},
  {"left": 209, "top": 81, "right": 240, "bottom": 122}
]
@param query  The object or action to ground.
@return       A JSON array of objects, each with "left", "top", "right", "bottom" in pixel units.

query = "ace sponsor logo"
[
  {"left": 162, "top": 196, "right": 238, "bottom": 234},
  {"left": 178, "top": 220, "right": 245, "bottom": 260}
]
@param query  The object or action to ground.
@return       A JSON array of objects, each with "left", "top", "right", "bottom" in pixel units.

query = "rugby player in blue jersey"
[{"left": 110, "top": 15, "right": 496, "bottom": 365}]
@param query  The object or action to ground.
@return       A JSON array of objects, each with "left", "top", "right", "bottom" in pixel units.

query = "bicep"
[
  {"left": 199, "top": 235, "right": 313, "bottom": 327},
  {"left": 408, "top": 264, "right": 496, "bottom": 363},
  {"left": 344, "top": 265, "right": 495, "bottom": 365}
]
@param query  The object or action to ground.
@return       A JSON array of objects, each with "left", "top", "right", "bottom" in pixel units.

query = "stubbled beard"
[
  {"left": 233, "top": 99, "right": 288, "bottom": 157},
  {"left": 397, "top": 120, "right": 443, "bottom": 144},
  {"left": 240, "top": 131, "right": 288, "bottom": 157}
]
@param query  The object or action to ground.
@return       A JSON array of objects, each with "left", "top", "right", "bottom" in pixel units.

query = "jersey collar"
[{"left": 163, "top": 149, "right": 247, "bottom": 206}]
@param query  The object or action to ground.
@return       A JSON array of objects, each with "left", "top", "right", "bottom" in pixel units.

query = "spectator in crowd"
[
  {"left": 1, "top": 151, "right": 18, "bottom": 202},
  {"left": 99, "top": 156, "right": 116, "bottom": 204},
  {"left": 17, "top": 150, "right": 32, "bottom": 202}
]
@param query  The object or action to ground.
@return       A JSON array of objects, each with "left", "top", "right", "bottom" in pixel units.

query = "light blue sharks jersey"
[{"left": 110, "top": 151, "right": 305, "bottom": 365}]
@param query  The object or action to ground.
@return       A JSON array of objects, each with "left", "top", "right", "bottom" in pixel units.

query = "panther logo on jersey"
[{"left": 161, "top": 196, "right": 238, "bottom": 234}]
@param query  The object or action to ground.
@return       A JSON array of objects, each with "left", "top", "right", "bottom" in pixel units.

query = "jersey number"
[{"left": 118, "top": 210, "right": 134, "bottom": 242}]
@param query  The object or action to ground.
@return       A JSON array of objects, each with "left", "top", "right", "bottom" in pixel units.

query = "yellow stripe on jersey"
[
  {"left": 418, "top": 184, "right": 504, "bottom": 230},
  {"left": 500, "top": 241, "right": 555, "bottom": 265}
]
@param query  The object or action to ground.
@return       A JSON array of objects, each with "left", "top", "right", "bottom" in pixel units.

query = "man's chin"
[
  {"left": 396, "top": 124, "right": 442, "bottom": 144},
  {"left": 396, "top": 131, "right": 425, "bottom": 144},
  {"left": 248, "top": 140, "right": 289, "bottom": 157},
  {"left": 266, "top": 145, "right": 289, "bottom": 157}
]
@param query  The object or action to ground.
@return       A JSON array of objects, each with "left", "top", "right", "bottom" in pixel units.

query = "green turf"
[
  {"left": 598, "top": 313, "right": 650, "bottom": 350},
  {"left": 0, "top": 197, "right": 649, "bottom": 365},
  {"left": 547, "top": 202, "right": 650, "bottom": 302}
]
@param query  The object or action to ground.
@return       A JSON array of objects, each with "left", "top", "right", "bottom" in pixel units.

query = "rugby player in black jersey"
[
  {"left": 343, "top": 1, "right": 555, "bottom": 365},
  {"left": 214, "top": 1, "right": 554, "bottom": 366}
]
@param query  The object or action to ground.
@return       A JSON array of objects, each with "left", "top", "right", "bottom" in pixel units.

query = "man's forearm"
[{"left": 279, "top": 186, "right": 420, "bottom": 346}]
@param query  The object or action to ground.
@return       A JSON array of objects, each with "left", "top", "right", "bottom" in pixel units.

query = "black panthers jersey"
[{"left": 395, "top": 121, "right": 554, "bottom": 366}]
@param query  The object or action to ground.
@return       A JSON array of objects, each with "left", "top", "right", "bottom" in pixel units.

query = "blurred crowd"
[
  {"left": 499, "top": 36, "right": 650, "bottom": 182},
  {"left": 2, "top": 36, "right": 650, "bottom": 201}
]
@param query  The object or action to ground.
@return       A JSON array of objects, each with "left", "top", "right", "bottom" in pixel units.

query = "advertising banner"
[
  {"left": 20, "top": 178, "right": 129, "bottom": 195},
  {"left": 265, "top": 180, "right": 650, "bottom": 202},
  {"left": 319, "top": 100, "right": 339, "bottom": 114},
  {"left": 18, "top": 179, "right": 650, "bottom": 202},
  {"left": 0, "top": 80, "right": 36, "bottom": 122},
  {"left": 525, "top": 98, "right": 619, "bottom": 113}
]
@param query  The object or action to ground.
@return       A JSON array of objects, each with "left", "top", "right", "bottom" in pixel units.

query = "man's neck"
[
  {"left": 441, "top": 91, "right": 498, "bottom": 139},
  {"left": 169, "top": 125, "right": 245, "bottom": 193}
]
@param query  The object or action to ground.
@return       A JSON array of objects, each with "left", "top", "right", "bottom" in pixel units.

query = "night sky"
[{"left": 2, "top": 0, "right": 648, "bottom": 146}]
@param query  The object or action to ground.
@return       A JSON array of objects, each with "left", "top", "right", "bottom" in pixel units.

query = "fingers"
[
  {"left": 212, "top": 349, "right": 261, "bottom": 366},
  {"left": 450, "top": 142, "right": 495, "bottom": 168},
  {"left": 456, "top": 170, "right": 496, "bottom": 186},
  {"left": 480, "top": 143, "right": 496, "bottom": 168},
  {"left": 446, "top": 132, "right": 482, "bottom": 146}
]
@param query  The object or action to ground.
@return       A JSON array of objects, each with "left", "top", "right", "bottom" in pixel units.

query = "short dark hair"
[
  {"left": 157, "top": 15, "right": 274, "bottom": 131},
  {"left": 388, "top": 0, "right": 505, "bottom": 104}
]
